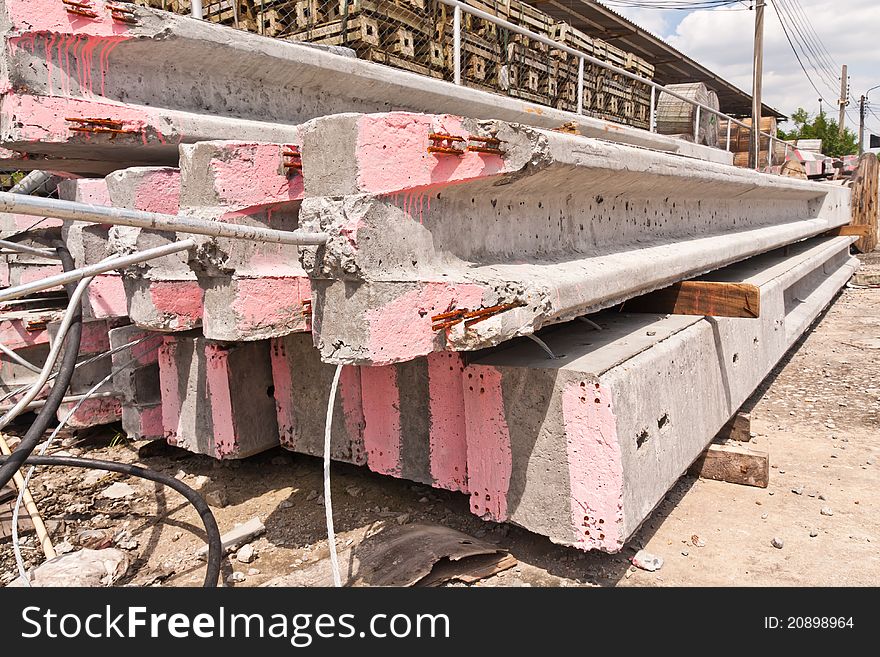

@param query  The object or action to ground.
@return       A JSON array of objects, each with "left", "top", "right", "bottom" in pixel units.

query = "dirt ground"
[{"left": 2, "top": 253, "right": 878, "bottom": 588}]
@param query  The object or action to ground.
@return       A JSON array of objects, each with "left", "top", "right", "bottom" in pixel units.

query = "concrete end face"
[{"left": 158, "top": 334, "right": 279, "bottom": 459}]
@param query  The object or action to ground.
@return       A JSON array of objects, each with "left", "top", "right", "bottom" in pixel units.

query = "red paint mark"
[
  {"left": 206, "top": 344, "right": 236, "bottom": 458},
  {"left": 360, "top": 365, "right": 401, "bottom": 476},
  {"left": 562, "top": 380, "right": 625, "bottom": 552},
  {"left": 269, "top": 338, "right": 297, "bottom": 450},
  {"left": 462, "top": 365, "right": 512, "bottom": 521},
  {"left": 427, "top": 351, "right": 468, "bottom": 492}
]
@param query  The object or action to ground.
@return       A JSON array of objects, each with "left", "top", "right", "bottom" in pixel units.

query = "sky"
[{"left": 603, "top": 0, "right": 880, "bottom": 134}]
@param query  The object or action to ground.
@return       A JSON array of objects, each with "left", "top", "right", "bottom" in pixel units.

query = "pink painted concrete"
[
  {"left": 68, "top": 177, "right": 110, "bottom": 204},
  {"left": 426, "top": 351, "right": 468, "bottom": 492},
  {"left": 4, "top": 0, "right": 132, "bottom": 38},
  {"left": 205, "top": 344, "right": 236, "bottom": 459},
  {"left": 209, "top": 142, "right": 303, "bottom": 209},
  {"left": 86, "top": 274, "right": 127, "bottom": 318},
  {"left": 355, "top": 113, "right": 508, "bottom": 195},
  {"left": 562, "top": 380, "right": 625, "bottom": 552},
  {"left": 364, "top": 282, "right": 484, "bottom": 365},
  {"left": 0, "top": 93, "right": 164, "bottom": 144},
  {"left": 158, "top": 337, "right": 181, "bottom": 446},
  {"left": 0, "top": 318, "right": 53, "bottom": 349},
  {"left": 17, "top": 264, "right": 64, "bottom": 287},
  {"left": 462, "top": 365, "right": 512, "bottom": 521},
  {"left": 62, "top": 395, "right": 121, "bottom": 428},
  {"left": 7, "top": 213, "right": 63, "bottom": 230},
  {"left": 136, "top": 403, "right": 164, "bottom": 438},
  {"left": 133, "top": 169, "right": 180, "bottom": 214},
  {"left": 340, "top": 365, "right": 366, "bottom": 465},
  {"left": 75, "top": 317, "right": 116, "bottom": 355},
  {"left": 148, "top": 280, "right": 203, "bottom": 329},
  {"left": 227, "top": 276, "right": 310, "bottom": 336},
  {"left": 269, "top": 337, "right": 297, "bottom": 449},
  {"left": 360, "top": 365, "right": 401, "bottom": 476}
]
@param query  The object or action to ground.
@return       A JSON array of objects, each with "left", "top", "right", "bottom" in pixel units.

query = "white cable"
[
  {"left": 0, "top": 342, "right": 43, "bottom": 374},
  {"left": 0, "top": 276, "right": 93, "bottom": 431},
  {"left": 0, "top": 335, "right": 156, "bottom": 404},
  {"left": 11, "top": 348, "right": 156, "bottom": 582},
  {"left": 324, "top": 363, "right": 344, "bottom": 587}
]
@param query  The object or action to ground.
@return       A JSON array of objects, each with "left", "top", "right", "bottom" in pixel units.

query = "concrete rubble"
[{"left": 0, "top": 0, "right": 866, "bottom": 554}]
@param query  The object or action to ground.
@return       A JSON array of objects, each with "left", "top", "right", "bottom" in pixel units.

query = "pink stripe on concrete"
[
  {"left": 149, "top": 280, "right": 203, "bottom": 328},
  {"left": 356, "top": 113, "right": 508, "bottom": 195},
  {"left": 426, "top": 351, "right": 468, "bottom": 492},
  {"left": 205, "top": 344, "right": 236, "bottom": 459},
  {"left": 6, "top": 0, "right": 131, "bottom": 37},
  {"left": 365, "top": 282, "right": 484, "bottom": 365},
  {"left": 86, "top": 274, "right": 128, "bottom": 318},
  {"left": 359, "top": 364, "right": 401, "bottom": 476},
  {"left": 158, "top": 337, "right": 181, "bottom": 446},
  {"left": 64, "top": 396, "right": 121, "bottom": 428},
  {"left": 68, "top": 178, "right": 111, "bottom": 205},
  {"left": 9, "top": 213, "right": 62, "bottom": 230},
  {"left": 209, "top": 142, "right": 303, "bottom": 209},
  {"left": 1, "top": 93, "right": 159, "bottom": 144},
  {"left": 229, "top": 276, "right": 310, "bottom": 336},
  {"left": 136, "top": 404, "right": 164, "bottom": 438},
  {"left": 340, "top": 365, "right": 366, "bottom": 465},
  {"left": 18, "top": 264, "right": 64, "bottom": 285},
  {"left": 0, "top": 320, "right": 51, "bottom": 349},
  {"left": 269, "top": 337, "right": 297, "bottom": 449},
  {"left": 561, "top": 380, "right": 625, "bottom": 552},
  {"left": 76, "top": 318, "right": 115, "bottom": 355},
  {"left": 133, "top": 169, "right": 180, "bottom": 214},
  {"left": 462, "top": 365, "right": 512, "bottom": 521}
]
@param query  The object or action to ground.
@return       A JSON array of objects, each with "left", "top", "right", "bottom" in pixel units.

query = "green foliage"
[{"left": 777, "top": 108, "right": 858, "bottom": 157}]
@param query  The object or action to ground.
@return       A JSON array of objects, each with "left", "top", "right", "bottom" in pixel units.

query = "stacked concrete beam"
[
  {"left": 158, "top": 333, "right": 279, "bottom": 459},
  {"left": 0, "top": 306, "right": 60, "bottom": 397},
  {"left": 108, "top": 324, "right": 163, "bottom": 440},
  {"left": 104, "top": 166, "right": 203, "bottom": 331},
  {"left": 294, "top": 112, "right": 850, "bottom": 365},
  {"left": 0, "top": 0, "right": 729, "bottom": 179},
  {"left": 47, "top": 315, "right": 126, "bottom": 427}
]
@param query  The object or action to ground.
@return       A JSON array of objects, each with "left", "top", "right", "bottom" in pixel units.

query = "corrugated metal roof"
[{"left": 525, "top": 0, "right": 786, "bottom": 119}]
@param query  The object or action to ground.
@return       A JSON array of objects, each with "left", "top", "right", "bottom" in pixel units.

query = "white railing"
[{"left": 443, "top": 0, "right": 792, "bottom": 169}]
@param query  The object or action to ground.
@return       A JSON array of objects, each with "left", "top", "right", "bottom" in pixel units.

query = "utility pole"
[
  {"left": 859, "top": 95, "right": 866, "bottom": 155},
  {"left": 838, "top": 64, "right": 848, "bottom": 137},
  {"left": 750, "top": 0, "right": 765, "bottom": 170}
]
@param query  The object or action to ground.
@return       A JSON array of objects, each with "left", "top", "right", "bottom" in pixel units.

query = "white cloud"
[{"left": 609, "top": 1, "right": 880, "bottom": 134}]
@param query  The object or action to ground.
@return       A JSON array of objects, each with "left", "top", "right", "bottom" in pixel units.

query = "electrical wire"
[
  {"left": 0, "top": 454, "right": 222, "bottom": 588},
  {"left": 324, "top": 363, "right": 344, "bottom": 587},
  {"left": 0, "top": 246, "right": 82, "bottom": 491},
  {"left": 11, "top": 351, "right": 149, "bottom": 582},
  {"left": 0, "top": 335, "right": 159, "bottom": 405},
  {"left": 0, "top": 274, "right": 93, "bottom": 431}
]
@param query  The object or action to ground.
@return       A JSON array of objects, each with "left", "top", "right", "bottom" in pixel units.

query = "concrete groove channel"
[{"left": 0, "top": 0, "right": 875, "bottom": 591}]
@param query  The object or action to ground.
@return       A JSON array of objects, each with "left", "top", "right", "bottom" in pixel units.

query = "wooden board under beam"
[
  {"left": 850, "top": 153, "right": 879, "bottom": 253},
  {"left": 689, "top": 439, "right": 769, "bottom": 488},
  {"left": 624, "top": 281, "right": 760, "bottom": 318},
  {"left": 823, "top": 224, "right": 872, "bottom": 238},
  {"left": 717, "top": 411, "right": 751, "bottom": 442}
]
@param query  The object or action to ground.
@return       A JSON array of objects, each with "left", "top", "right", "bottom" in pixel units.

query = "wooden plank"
[
  {"left": 689, "top": 439, "right": 769, "bottom": 488},
  {"left": 623, "top": 281, "right": 761, "bottom": 318},
  {"left": 717, "top": 411, "right": 751, "bottom": 442},
  {"left": 823, "top": 224, "right": 872, "bottom": 238}
]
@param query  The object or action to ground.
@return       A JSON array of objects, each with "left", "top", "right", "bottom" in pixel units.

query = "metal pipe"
[
  {"left": 577, "top": 57, "right": 584, "bottom": 115},
  {"left": 0, "top": 342, "right": 42, "bottom": 374},
  {"left": 694, "top": 105, "right": 701, "bottom": 144},
  {"left": 649, "top": 86, "right": 656, "bottom": 133},
  {"left": 0, "top": 391, "right": 116, "bottom": 413},
  {"left": 437, "top": 0, "right": 793, "bottom": 151},
  {"left": 726, "top": 119, "right": 732, "bottom": 152},
  {"left": 0, "top": 240, "right": 196, "bottom": 303},
  {"left": 191, "top": 0, "right": 203, "bottom": 20},
  {"left": 453, "top": 5, "right": 462, "bottom": 86},
  {"left": 0, "top": 192, "right": 328, "bottom": 246},
  {"left": 9, "top": 171, "right": 54, "bottom": 196},
  {"left": 0, "top": 240, "right": 60, "bottom": 259}
]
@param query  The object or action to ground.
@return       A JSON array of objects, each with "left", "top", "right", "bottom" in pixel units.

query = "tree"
[{"left": 777, "top": 108, "right": 858, "bottom": 157}]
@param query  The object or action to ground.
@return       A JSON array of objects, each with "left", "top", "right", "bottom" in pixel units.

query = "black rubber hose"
[
  {"left": 0, "top": 454, "right": 222, "bottom": 587},
  {"left": 0, "top": 245, "right": 83, "bottom": 489}
]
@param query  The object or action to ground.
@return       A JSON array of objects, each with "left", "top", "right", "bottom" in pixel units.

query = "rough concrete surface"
[{"left": 1, "top": 253, "right": 876, "bottom": 586}]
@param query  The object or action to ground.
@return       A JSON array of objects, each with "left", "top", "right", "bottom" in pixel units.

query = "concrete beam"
[
  {"left": 158, "top": 333, "right": 279, "bottom": 459},
  {"left": 109, "top": 324, "right": 163, "bottom": 441},
  {"left": 295, "top": 114, "right": 851, "bottom": 365},
  {"left": 0, "top": 0, "right": 730, "bottom": 177}
]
